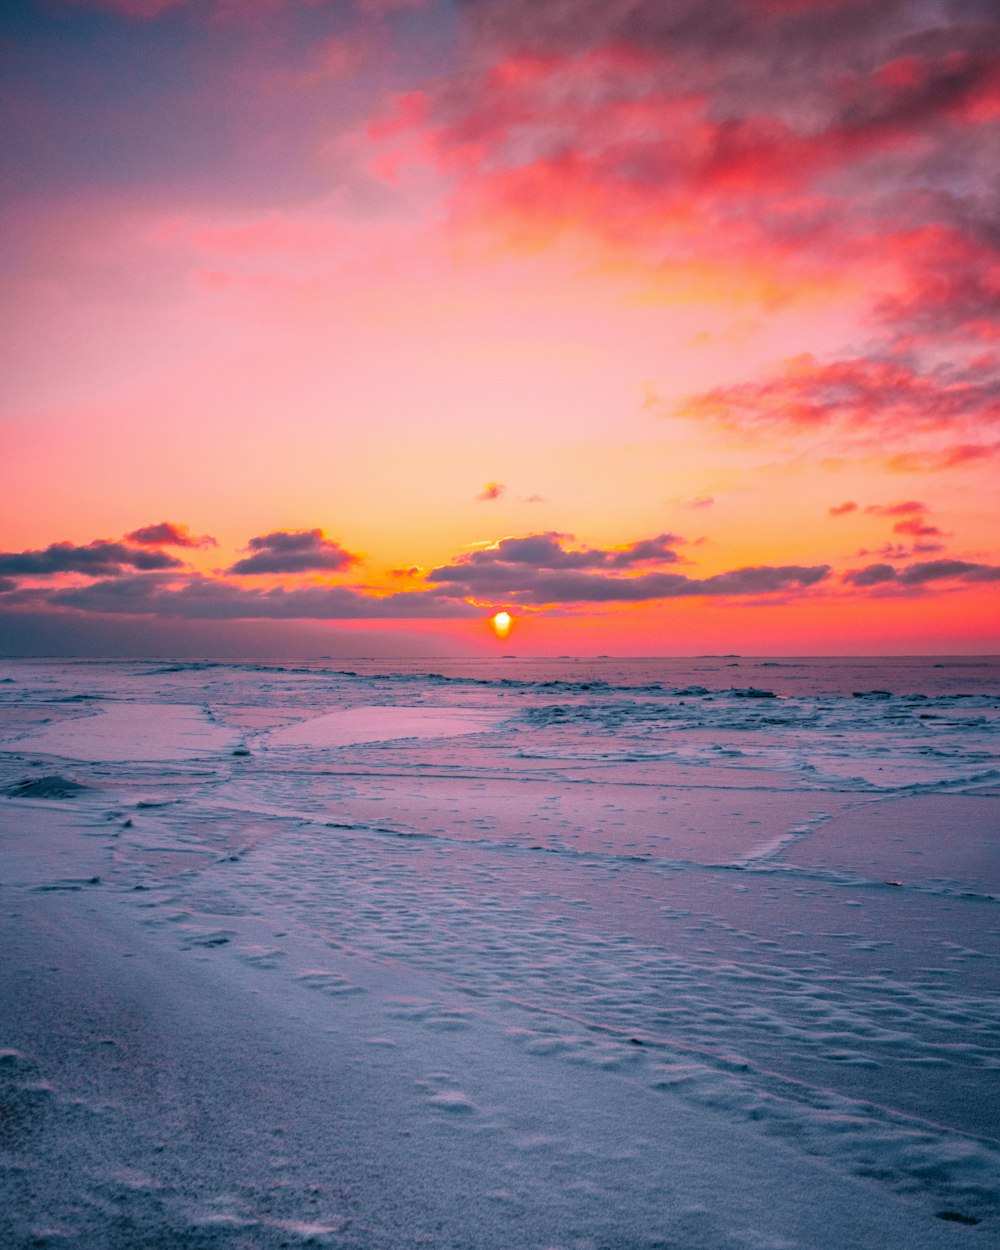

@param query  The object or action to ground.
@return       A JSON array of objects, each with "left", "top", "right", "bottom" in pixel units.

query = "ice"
[
  {"left": 262, "top": 704, "right": 506, "bottom": 748},
  {"left": 7, "top": 700, "right": 238, "bottom": 762},
  {"left": 777, "top": 794, "right": 1000, "bottom": 893},
  {"left": 1, "top": 657, "right": 998, "bottom": 1248}
]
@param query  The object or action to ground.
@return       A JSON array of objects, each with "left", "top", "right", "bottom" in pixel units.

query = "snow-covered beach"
[{"left": 1, "top": 656, "right": 998, "bottom": 1249}]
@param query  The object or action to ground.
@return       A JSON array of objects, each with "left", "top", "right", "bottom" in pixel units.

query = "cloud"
[
  {"left": 428, "top": 563, "right": 830, "bottom": 605},
  {"left": 431, "top": 531, "right": 683, "bottom": 577},
  {"left": 863, "top": 500, "right": 925, "bottom": 516},
  {"left": 897, "top": 559, "right": 1000, "bottom": 585},
  {"left": 125, "top": 522, "right": 218, "bottom": 548},
  {"left": 856, "top": 500, "right": 947, "bottom": 539},
  {"left": 426, "top": 531, "right": 826, "bottom": 604},
  {"left": 361, "top": 0, "right": 1000, "bottom": 470},
  {"left": 4, "top": 517, "right": 991, "bottom": 624},
  {"left": 44, "top": 574, "right": 479, "bottom": 620},
  {"left": 844, "top": 559, "right": 1000, "bottom": 587},
  {"left": 829, "top": 501, "right": 857, "bottom": 516},
  {"left": 858, "top": 541, "right": 945, "bottom": 560},
  {"left": 675, "top": 353, "right": 1000, "bottom": 437},
  {"left": 0, "top": 541, "right": 184, "bottom": 577},
  {"left": 606, "top": 534, "right": 685, "bottom": 567},
  {"left": 843, "top": 561, "right": 896, "bottom": 586},
  {"left": 477, "top": 481, "right": 506, "bottom": 501},
  {"left": 886, "top": 442, "right": 1000, "bottom": 472},
  {"left": 227, "top": 530, "right": 360, "bottom": 575},
  {"left": 874, "top": 228, "right": 1000, "bottom": 349},
  {"left": 373, "top": 2, "right": 1000, "bottom": 281},
  {"left": 357, "top": 0, "right": 429, "bottom": 13},
  {"left": 892, "top": 517, "right": 944, "bottom": 538},
  {"left": 64, "top": 0, "right": 188, "bottom": 16},
  {"left": 684, "top": 496, "right": 715, "bottom": 510}
]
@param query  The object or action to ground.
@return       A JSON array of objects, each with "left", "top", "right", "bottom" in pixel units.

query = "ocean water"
[{"left": 1, "top": 655, "right": 998, "bottom": 1247}]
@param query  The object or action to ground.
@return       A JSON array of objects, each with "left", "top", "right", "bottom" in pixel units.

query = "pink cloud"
[
  {"left": 886, "top": 443, "right": 1000, "bottom": 472},
  {"left": 863, "top": 501, "right": 925, "bottom": 517},
  {"left": 892, "top": 517, "right": 944, "bottom": 538},
  {"left": 676, "top": 353, "right": 1000, "bottom": 437}
]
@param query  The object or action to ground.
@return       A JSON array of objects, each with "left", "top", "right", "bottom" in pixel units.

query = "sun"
[{"left": 490, "top": 611, "right": 513, "bottom": 640}]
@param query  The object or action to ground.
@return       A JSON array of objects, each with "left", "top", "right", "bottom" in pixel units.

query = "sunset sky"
[{"left": 1, "top": 0, "right": 998, "bottom": 656}]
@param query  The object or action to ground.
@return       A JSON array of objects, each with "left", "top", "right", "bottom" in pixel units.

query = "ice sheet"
[
  {"left": 262, "top": 705, "right": 506, "bottom": 748},
  {"left": 1, "top": 657, "right": 998, "bottom": 1249},
  {"left": 777, "top": 793, "right": 1000, "bottom": 892},
  {"left": 8, "top": 700, "right": 238, "bottom": 762}
]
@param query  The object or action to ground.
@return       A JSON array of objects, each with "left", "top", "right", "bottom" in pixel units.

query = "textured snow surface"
[{"left": 0, "top": 656, "right": 998, "bottom": 1249}]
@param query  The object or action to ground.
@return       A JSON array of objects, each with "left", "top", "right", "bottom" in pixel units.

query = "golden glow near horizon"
[{"left": 491, "top": 611, "right": 513, "bottom": 640}]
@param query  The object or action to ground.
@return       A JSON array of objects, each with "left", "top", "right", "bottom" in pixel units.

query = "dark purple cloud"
[
  {"left": 606, "top": 534, "right": 685, "bottom": 567},
  {"left": 463, "top": 564, "right": 829, "bottom": 604},
  {"left": 125, "top": 522, "right": 217, "bottom": 548},
  {"left": 844, "top": 559, "right": 1000, "bottom": 587},
  {"left": 227, "top": 530, "right": 360, "bottom": 575},
  {"left": 428, "top": 532, "right": 827, "bottom": 603},
  {"left": 844, "top": 562, "right": 897, "bottom": 587},
  {"left": 46, "top": 574, "right": 479, "bottom": 620},
  {"left": 0, "top": 541, "right": 184, "bottom": 577},
  {"left": 431, "top": 532, "right": 684, "bottom": 582},
  {"left": 899, "top": 559, "right": 1000, "bottom": 585}
]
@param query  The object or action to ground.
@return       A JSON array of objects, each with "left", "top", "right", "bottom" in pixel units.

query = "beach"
[{"left": 1, "top": 656, "right": 998, "bottom": 1248}]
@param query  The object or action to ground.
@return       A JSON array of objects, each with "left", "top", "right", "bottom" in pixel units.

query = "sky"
[{"left": 1, "top": 0, "right": 998, "bottom": 657}]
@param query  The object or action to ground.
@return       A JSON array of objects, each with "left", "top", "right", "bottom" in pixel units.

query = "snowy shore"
[{"left": 1, "top": 657, "right": 998, "bottom": 1248}]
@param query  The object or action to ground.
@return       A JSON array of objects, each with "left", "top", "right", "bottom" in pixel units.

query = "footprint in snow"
[{"left": 296, "top": 970, "right": 363, "bottom": 996}]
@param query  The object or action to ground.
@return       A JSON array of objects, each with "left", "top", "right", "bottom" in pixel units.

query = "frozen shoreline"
[{"left": 1, "top": 658, "right": 998, "bottom": 1248}]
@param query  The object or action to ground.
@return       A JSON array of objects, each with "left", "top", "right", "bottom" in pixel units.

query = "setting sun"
[{"left": 490, "top": 611, "right": 513, "bottom": 640}]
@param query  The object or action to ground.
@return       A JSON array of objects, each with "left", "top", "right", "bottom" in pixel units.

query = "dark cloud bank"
[{"left": 1, "top": 528, "right": 995, "bottom": 659}]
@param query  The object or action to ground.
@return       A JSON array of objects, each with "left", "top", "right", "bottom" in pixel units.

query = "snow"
[
  {"left": 263, "top": 705, "right": 506, "bottom": 748},
  {"left": 1, "top": 657, "right": 998, "bottom": 1249}
]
